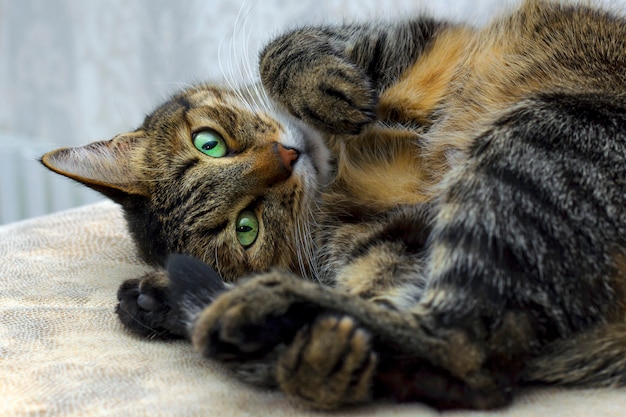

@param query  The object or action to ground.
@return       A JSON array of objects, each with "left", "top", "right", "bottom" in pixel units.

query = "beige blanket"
[{"left": 1, "top": 201, "right": 625, "bottom": 416}]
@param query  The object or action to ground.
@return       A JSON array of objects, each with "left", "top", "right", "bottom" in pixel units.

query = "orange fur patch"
[
  {"left": 328, "top": 127, "right": 437, "bottom": 211},
  {"left": 378, "top": 26, "right": 474, "bottom": 125}
]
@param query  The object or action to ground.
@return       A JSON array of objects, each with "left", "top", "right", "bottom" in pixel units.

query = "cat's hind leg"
[{"left": 188, "top": 270, "right": 512, "bottom": 410}]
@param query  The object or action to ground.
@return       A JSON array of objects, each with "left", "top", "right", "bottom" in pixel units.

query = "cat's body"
[{"left": 42, "top": 0, "right": 626, "bottom": 410}]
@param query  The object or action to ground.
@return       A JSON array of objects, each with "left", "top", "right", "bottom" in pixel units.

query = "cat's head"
[{"left": 41, "top": 83, "right": 330, "bottom": 281}]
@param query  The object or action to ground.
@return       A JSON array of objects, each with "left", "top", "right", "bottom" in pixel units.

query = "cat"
[{"left": 41, "top": 0, "right": 626, "bottom": 410}]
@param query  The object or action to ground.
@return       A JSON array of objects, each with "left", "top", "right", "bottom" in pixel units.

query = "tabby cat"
[{"left": 41, "top": 0, "right": 626, "bottom": 410}]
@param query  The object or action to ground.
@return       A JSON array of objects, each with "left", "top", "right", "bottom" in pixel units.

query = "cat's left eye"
[
  {"left": 236, "top": 210, "right": 259, "bottom": 248},
  {"left": 193, "top": 130, "right": 227, "bottom": 158}
]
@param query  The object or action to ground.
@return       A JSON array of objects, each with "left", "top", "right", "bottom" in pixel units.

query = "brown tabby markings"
[{"left": 41, "top": 0, "right": 626, "bottom": 411}]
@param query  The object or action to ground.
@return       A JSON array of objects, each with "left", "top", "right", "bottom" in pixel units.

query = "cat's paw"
[
  {"left": 116, "top": 254, "right": 226, "bottom": 339},
  {"left": 191, "top": 271, "right": 376, "bottom": 407},
  {"left": 278, "top": 314, "right": 377, "bottom": 409},
  {"left": 192, "top": 271, "right": 317, "bottom": 361},
  {"left": 261, "top": 33, "right": 377, "bottom": 134},
  {"left": 116, "top": 270, "right": 184, "bottom": 339}
]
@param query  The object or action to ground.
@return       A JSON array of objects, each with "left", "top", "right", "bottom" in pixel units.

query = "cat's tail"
[{"left": 522, "top": 323, "right": 626, "bottom": 387}]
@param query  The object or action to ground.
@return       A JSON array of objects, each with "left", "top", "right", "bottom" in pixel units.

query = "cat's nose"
[
  {"left": 276, "top": 143, "right": 299, "bottom": 172},
  {"left": 250, "top": 142, "right": 300, "bottom": 187}
]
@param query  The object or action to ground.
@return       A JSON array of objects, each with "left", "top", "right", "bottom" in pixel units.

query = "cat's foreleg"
[{"left": 259, "top": 18, "right": 449, "bottom": 134}]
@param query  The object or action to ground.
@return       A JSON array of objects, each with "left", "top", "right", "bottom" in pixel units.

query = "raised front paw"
[
  {"left": 260, "top": 31, "right": 377, "bottom": 134},
  {"left": 191, "top": 271, "right": 376, "bottom": 408}
]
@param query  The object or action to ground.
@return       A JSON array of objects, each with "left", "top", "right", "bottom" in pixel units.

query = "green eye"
[
  {"left": 236, "top": 210, "right": 259, "bottom": 248},
  {"left": 193, "top": 130, "right": 227, "bottom": 158}
]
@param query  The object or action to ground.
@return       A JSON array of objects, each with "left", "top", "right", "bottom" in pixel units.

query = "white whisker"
[
  {"left": 213, "top": 246, "right": 223, "bottom": 279},
  {"left": 292, "top": 193, "right": 322, "bottom": 284}
]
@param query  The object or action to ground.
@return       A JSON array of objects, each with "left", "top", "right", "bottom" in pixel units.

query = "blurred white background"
[{"left": 2, "top": 0, "right": 620, "bottom": 224}]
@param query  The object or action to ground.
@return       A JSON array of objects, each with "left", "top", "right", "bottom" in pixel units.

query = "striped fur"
[{"left": 42, "top": 0, "right": 626, "bottom": 410}]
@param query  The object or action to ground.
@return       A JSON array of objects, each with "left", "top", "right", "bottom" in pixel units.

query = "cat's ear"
[{"left": 41, "top": 131, "right": 149, "bottom": 201}]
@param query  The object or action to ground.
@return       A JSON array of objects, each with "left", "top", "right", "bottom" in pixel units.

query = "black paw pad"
[{"left": 116, "top": 276, "right": 180, "bottom": 339}]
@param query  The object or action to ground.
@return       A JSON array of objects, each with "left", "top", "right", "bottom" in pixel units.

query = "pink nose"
[{"left": 276, "top": 143, "right": 299, "bottom": 172}]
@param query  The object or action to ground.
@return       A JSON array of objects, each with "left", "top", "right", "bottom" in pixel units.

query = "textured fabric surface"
[{"left": 2, "top": 202, "right": 626, "bottom": 416}]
